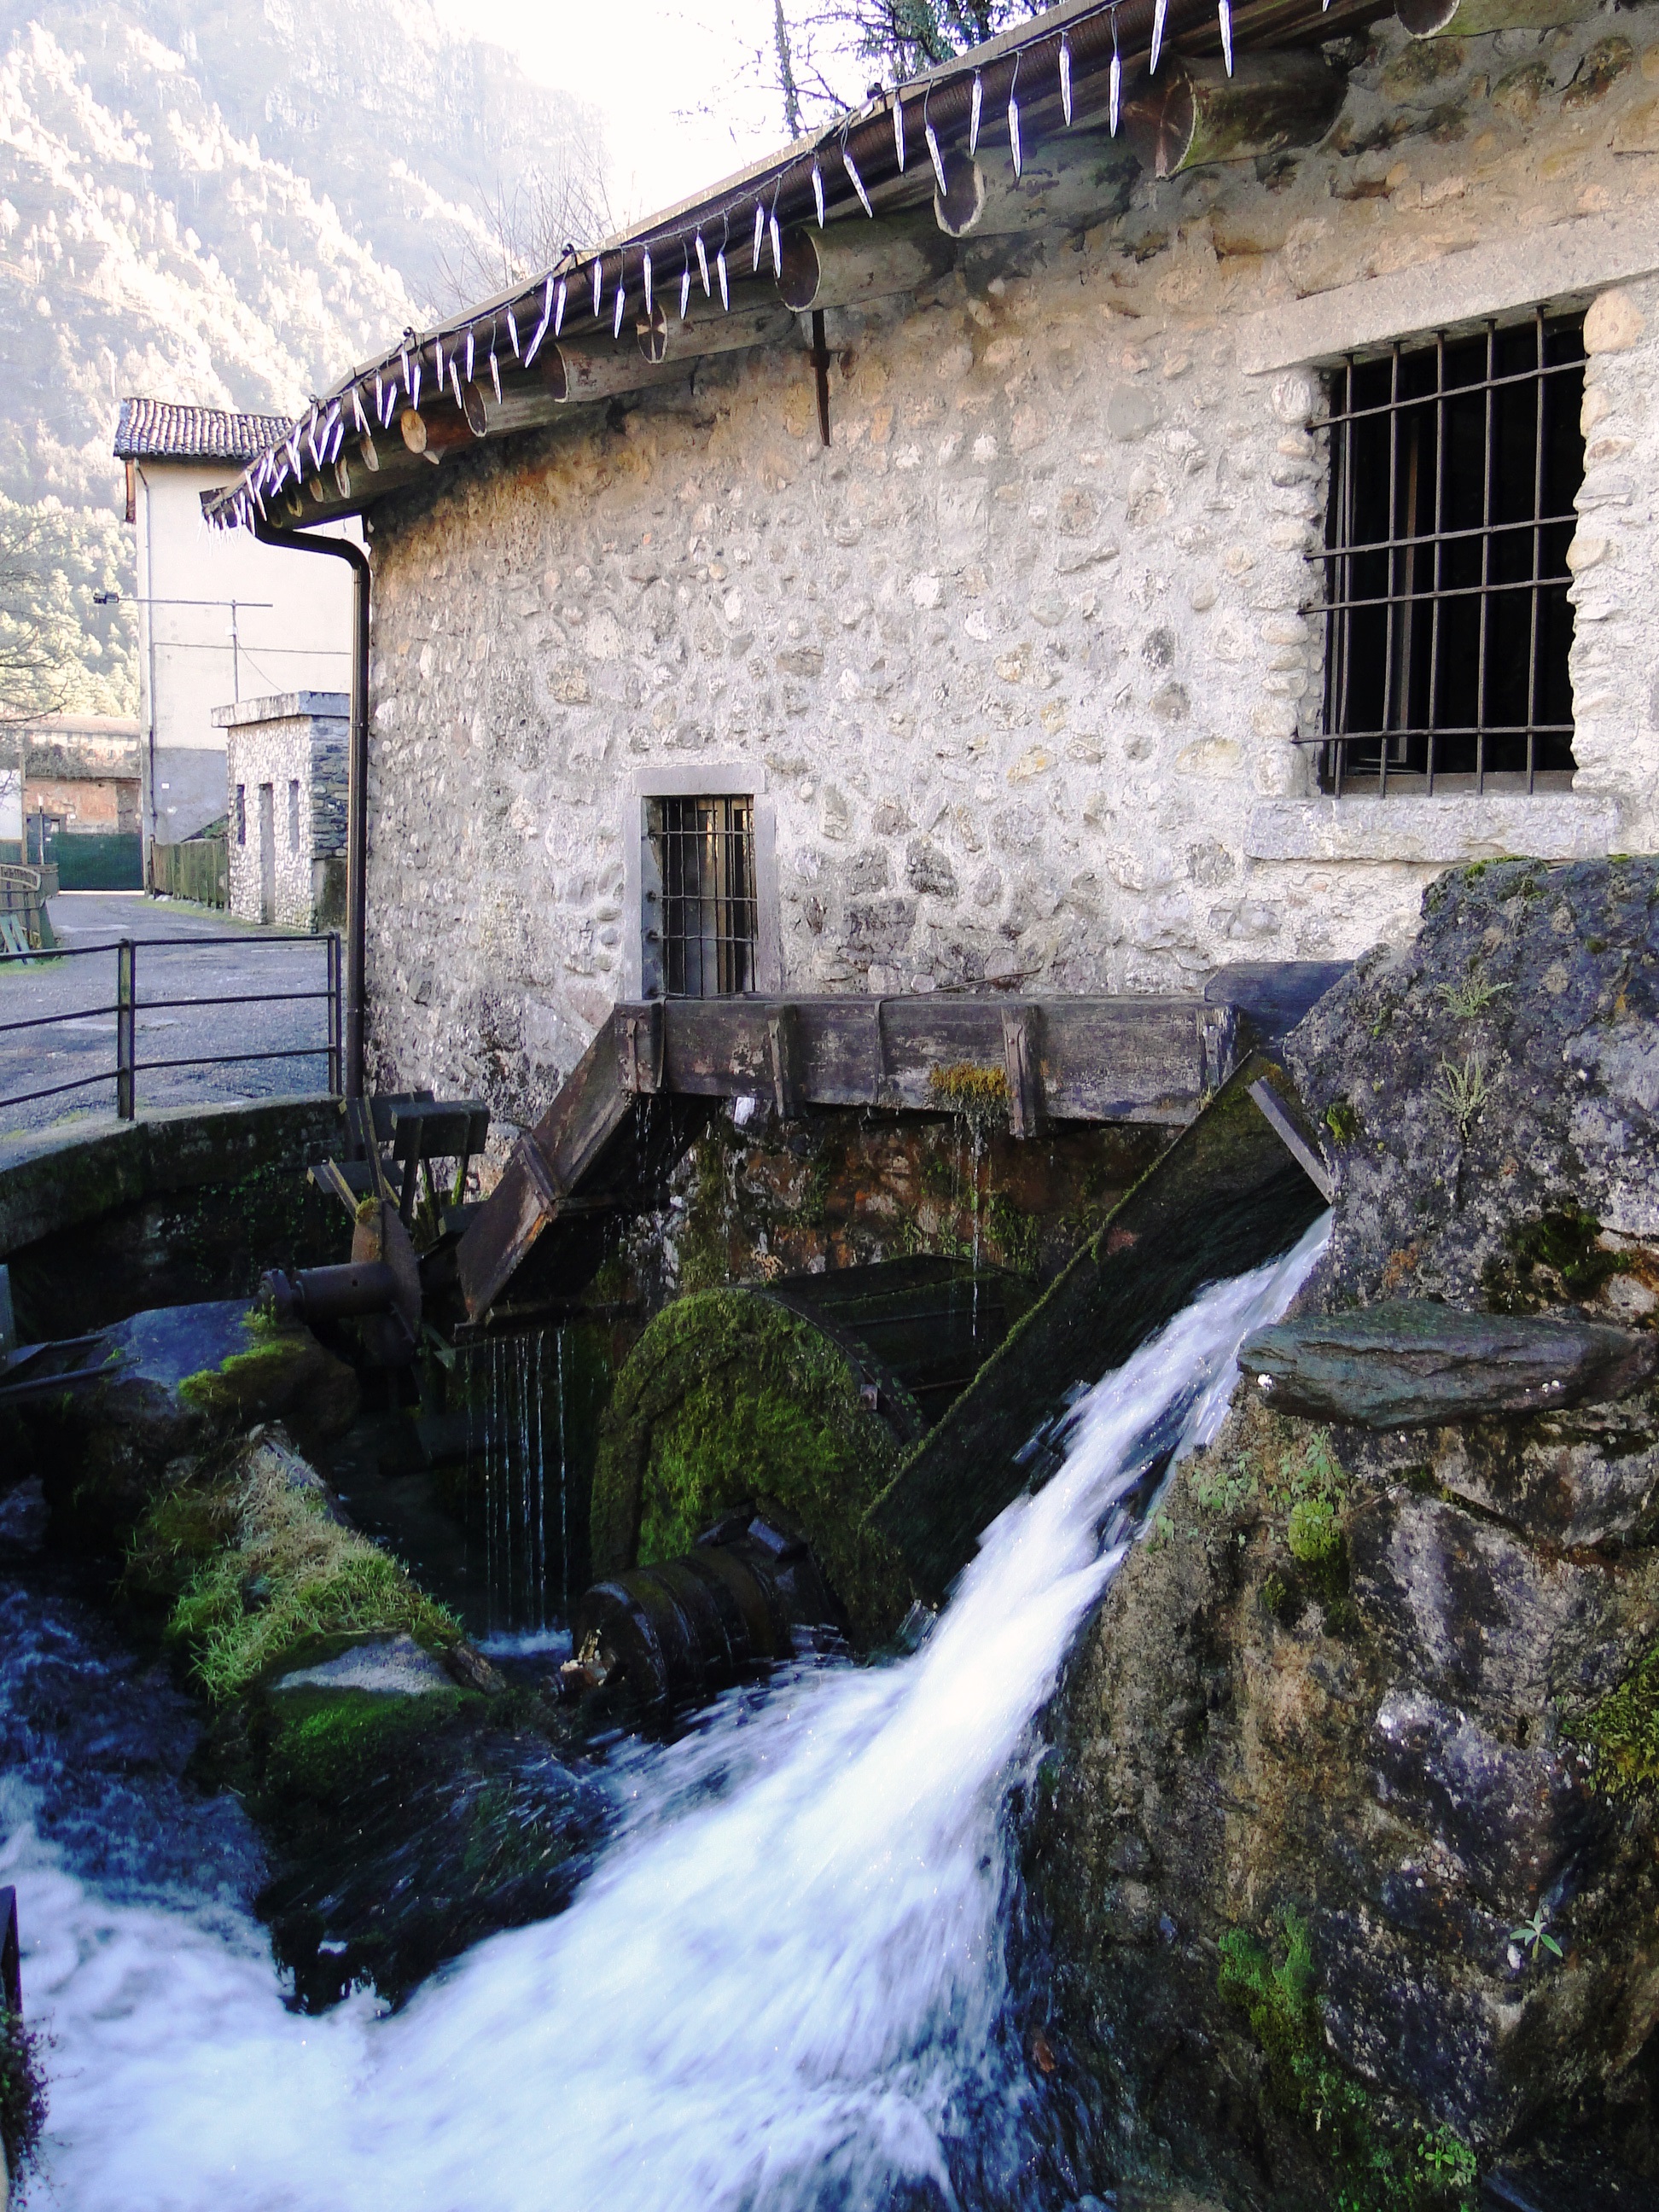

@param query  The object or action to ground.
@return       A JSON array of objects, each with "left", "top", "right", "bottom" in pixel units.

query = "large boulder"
[{"left": 1028, "top": 860, "right": 1659, "bottom": 2209}]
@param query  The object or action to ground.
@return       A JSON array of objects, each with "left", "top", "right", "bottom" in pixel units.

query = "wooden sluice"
[{"left": 447, "top": 963, "right": 1345, "bottom": 1323}]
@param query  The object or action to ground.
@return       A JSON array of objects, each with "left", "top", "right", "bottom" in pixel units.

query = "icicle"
[
  {"left": 769, "top": 212, "right": 782, "bottom": 278},
  {"left": 716, "top": 245, "right": 730, "bottom": 309},
  {"left": 894, "top": 92, "right": 905, "bottom": 172},
  {"left": 410, "top": 359, "right": 422, "bottom": 410},
  {"left": 1060, "top": 32, "right": 1074, "bottom": 124},
  {"left": 1110, "top": 9, "right": 1122, "bottom": 136},
  {"left": 696, "top": 231, "right": 710, "bottom": 294},
  {"left": 643, "top": 247, "right": 653, "bottom": 314},
  {"left": 464, "top": 328, "right": 475, "bottom": 381},
  {"left": 434, "top": 332, "right": 445, "bottom": 384},
  {"left": 1008, "top": 55, "right": 1022, "bottom": 180},
  {"left": 554, "top": 278, "right": 567, "bottom": 337},
  {"left": 1218, "top": 0, "right": 1233, "bottom": 70},
  {"left": 923, "top": 94, "right": 946, "bottom": 196},
  {"left": 811, "top": 158, "right": 824, "bottom": 227},
  {"left": 680, "top": 251, "right": 691, "bottom": 317},
  {"left": 328, "top": 417, "right": 344, "bottom": 463},
  {"left": 753, "top": 201, "right": 765, "bottom": 273},
  {"left": 400, "top": 341, "right": 411, "bottom": 391},
  {"left": 451, "top": 361, "right": 463, "bottom": 408},
  {"left": 506, "top": 305, "right": 520, "bottom": 358},
  {"left": 489, "top": 349, "right": 501, "bottom": 403},
  {"left": 525, "top": 276, "right": 554, "bottom": 365},
  {"left": 593, "top": 257, "right": 603, "bottom": 317},
  {"left": 351, "top": 386, "right": 369, "bottom": 434},
  {"left": 842, "top": 137, "right": 873, "bottom": 218},
  {"left": 1151, "top": 0, "right": 1168, "bottom": 72},
  {"left": 969, "top": 70, "right": 983, "bottom": 154},
  {"left": 613, "top": 283, "right": 625, "bottom": 337}
]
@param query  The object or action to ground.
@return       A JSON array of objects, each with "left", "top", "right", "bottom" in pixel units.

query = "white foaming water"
[{"left": 10, "top": 1220, "right": 1326, "bottom": 2212}]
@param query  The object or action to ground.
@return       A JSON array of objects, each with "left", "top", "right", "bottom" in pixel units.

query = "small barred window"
[
  {"left": 645, "top": 794, "right": 757, "bottom": 998},
  {"left": 1318, "top": 310, "right": 1586, "bottom": 795}
]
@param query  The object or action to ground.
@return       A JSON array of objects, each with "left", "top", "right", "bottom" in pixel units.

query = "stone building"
[
  {"left": 0, "top": 715, "right": 143, "bottom": 886},
  {"left": 216, "top": 692, "right": 349, "bottom": 932},
  {"left": 206, "top": 0, "right": 1659, "bottom": 1135}
]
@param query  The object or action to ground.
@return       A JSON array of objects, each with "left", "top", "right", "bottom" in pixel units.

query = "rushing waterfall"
[{"left": 6, "top": 1218, "right": 1326, "bottom": 2212}]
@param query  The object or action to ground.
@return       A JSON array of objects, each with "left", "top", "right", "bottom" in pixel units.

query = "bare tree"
[
  {"left": 434, "top": 115, "right": 618, "bottom": 309},
  {"left": 744, "top": 0, "right": 1051, "bottom": 135}
]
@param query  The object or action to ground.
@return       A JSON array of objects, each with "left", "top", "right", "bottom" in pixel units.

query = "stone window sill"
[{"left": 1245, "top": 793, "right": 1620, "bottom": 864}]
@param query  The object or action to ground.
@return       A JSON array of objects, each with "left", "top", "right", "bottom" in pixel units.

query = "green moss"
[
  {"left": 0, "top": 2006, "right": 48, "bottom": 2182},
  {"left": 927, "top": 1062, "right": 1009, "bottom": 1127},
  {"left": 985, "top": 1190, "right": 1041, "bottom": 1276},
  {"left": 1505, "top": 1206, "right": 1626, "bottom": 1302},
  {"left": 177, "top": 1333, "right": 310, "bottom": 1417},
  {"left": 1288, "top": 1494, "right": 1342, "bottom": 1566},
  {"left": 165, "top": 1440, "right": 460, "bottom": 1700},
  {"left": 1219, "top": 1911, "right": 1478, "bottom": 2211},
  {"left": 590, "top": 1289, "right": 914, "bottom": 1645},
  {"left": 1575, "top": 1642, "right": 1659, "bottom": 1799},
  {"left": 1324, "top": 1099, "right": 1362, "bottom": 1146},
  {"left": 124, "top": 1474, "right": 238, "bottom": 1604},
  {"left": 261, "top": 1685, "right": 464, "bottom": 1810}
]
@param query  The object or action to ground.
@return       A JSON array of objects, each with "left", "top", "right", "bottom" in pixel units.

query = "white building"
[{"left": 113, "top": 399, "right": 359, "bottom": 870}]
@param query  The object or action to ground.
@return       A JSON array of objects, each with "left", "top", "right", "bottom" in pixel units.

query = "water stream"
[{"left": 3, "top": 1218, "right": 1326, "bottom": 2211}]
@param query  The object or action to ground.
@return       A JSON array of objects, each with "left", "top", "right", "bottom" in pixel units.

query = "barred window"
[
  {"left": 1319, "top": 310, "right": 1586, "bottom": 796},
  {"left": 646, "top": 794, "right": 757, "bottom": 998}
]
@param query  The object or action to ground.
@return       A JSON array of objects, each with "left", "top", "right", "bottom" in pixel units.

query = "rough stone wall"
[
  {"left": 361, "top": 5, "right": 1659, "bottom": 1134},
  {"left": 226, "top": 710, "right": 347, "bottom": 930}
]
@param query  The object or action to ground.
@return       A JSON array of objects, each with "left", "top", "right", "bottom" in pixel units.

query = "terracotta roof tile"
[{"left": 114, "top": 398, "right": 292, "bottom": 463}]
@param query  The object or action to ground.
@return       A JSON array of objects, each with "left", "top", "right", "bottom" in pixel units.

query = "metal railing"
[{"left": 0, "top": 931, "right": 341, "bottom": 1123}]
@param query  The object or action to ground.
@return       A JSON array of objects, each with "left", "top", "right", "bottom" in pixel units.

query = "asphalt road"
[{"left": 0, "top": 893, "right": 338, "bottom": 1152}]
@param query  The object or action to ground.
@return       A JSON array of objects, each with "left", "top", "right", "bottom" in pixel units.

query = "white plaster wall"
[
  {"left": 136, "top": 463, "right": 358, "bottom": 845},
  {"left": 358, "top": 5, "right": 1659, "bottom": 1122}
]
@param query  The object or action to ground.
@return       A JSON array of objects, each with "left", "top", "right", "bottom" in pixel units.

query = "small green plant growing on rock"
[
  {"left": 1324, "top": 1099, "right": 1362, "bottom": 1146},
  {"left": 1508, "top": 1906, "right": 1563, "bottom": 1968},
  {"left": 1288, "top": 1493, "right": 1342, "bottom": 1565},
  {"left": 1436, "top": 1052, "right": 1487, "bottom": 1138},
  {"left": 1435, "top": 975, "right": 1510, "bottom": 1019},
  {"left": 1220, "top": 1909, "right": 1478, "bottom": 2209}
]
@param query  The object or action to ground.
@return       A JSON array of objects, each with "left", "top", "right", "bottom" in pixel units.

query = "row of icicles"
[{"left": 209, "top": 0, "right": 1330, "bottom": 534}]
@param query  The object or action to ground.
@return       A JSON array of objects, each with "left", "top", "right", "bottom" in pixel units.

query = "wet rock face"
[
  {"left": 1285, "top": 856, "right": 1659, "bottom": 1313},
  {"left": 1030, "top": 860, "right": 1659, "bottom": 2208}
]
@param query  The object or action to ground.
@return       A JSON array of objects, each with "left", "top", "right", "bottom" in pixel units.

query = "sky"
[{"left": 441, "top": 0, "right": 870, "bottom": 228}]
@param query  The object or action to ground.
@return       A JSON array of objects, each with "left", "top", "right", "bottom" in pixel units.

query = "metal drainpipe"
[
  {"left": 253, "top": 518, "right": 370, "bottom": 1099},
  {"left": 137, "top": 464, "right": 160, "bottom": 876}
]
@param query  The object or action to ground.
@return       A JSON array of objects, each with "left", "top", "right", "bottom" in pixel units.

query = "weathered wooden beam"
[
  {"left": 1396, "top": 0, "right": 1592, "bottom": 30},
  {"left": 768, "top": 1003, "right": 802, "bottom": 1121},
  {"left": 1123, "top": 52, "right": 1346, "bottom": 179},
  {"left": 869, "top": 1055, "right": 1331, "bottom": 1601},
  {"left": 638, "top": 296, "right": 797, "bottom": 364},
  {"left": 776, "top": 217, "right": 955, "bottom": 312},
  {"left": 547, "top": 342, "right": 689, "bottom": 405},
  {"left": 1002, "top": 1004, "right": 1045, "bottom": 1140},
  {"left": 932, "top": 134, "right": 1129, "bottom": 241},
  {"left": 616, "top": 1000, "right": 665, "bottom": 1096},
  {"left": 455, "top": 1016, "right": 636, "bottom": 1318}
]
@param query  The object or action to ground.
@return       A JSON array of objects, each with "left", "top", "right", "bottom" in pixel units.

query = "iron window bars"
[
  {"left": 1318, "top": 309, "right": 1586, "bottom": 796},
  {"left": 647, "top": 795, "right": 758, "bottom": 998}
]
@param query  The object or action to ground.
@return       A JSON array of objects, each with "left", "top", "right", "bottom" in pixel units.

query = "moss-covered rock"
[
  {"left": 590, "top": 1288, "right": 914, "bottom": 1645},
  {"left": 157, "top": 1428, "right": 459, "bottom": 1700}
]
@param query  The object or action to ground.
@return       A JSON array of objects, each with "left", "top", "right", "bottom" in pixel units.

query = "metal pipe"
[
  {"left": 253, "top": 519, "right": 370, "bottom": 1097},
  {"left": 261, "top": 1260, "right": 399, "bottom": 1326}
]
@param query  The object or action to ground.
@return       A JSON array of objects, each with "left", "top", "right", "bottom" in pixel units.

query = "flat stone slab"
[
  {"left": 273, "top": 1633, "right": 451, "bottom": 1697},
  {"left": 1238, "top": 1300, "right": 1658, "bottom": 1428}
]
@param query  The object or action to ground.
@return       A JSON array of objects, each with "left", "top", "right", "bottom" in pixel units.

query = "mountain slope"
[{"left": 0, "top": 0, "right": 598, "bottom": 713}]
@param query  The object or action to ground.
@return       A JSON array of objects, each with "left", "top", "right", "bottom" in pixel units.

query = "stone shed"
[
  {"left": 206, "top": 0, "right": 1659, "bottom": 1128},
  {"left": 216, "top": 692, "right": 348, "bottom": 933}
]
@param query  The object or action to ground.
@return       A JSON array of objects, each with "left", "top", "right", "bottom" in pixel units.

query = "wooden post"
[
  {"left": 546, "top": 344, "right": 688, "bottom": 406},
  {"left": 616, "top": 1002, "right": 665, "bottom": 1096},
  {"left": 768, "top": 1004, "right": 800, "bottom": 1121},
  {"left": 1123, "top": 53, "right": 1347, "bottom": 180},
  {"left": 1001, "top": 1004, "right": 1045, "bottom": 1140},
  {"left": 776, "top": 217, "right": 954, "bottom": 313}
]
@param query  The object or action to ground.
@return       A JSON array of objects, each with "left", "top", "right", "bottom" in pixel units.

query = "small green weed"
[
  {"left": 1288, "top": 1494, "right": 1342, "bottom": 1566},
  {"left": 1508, "top": 1907, "right": 1563, "bottom": 1967},
  {"left": 1435, "top": 975, "right": 1510, "bottom": 1019},
  {"left": 1436, "top": 1052, "right": 1487, "bottom": 1137},
  {"left": 1190, "top": 1456, "right": 1257, "bottom": 1517}
]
